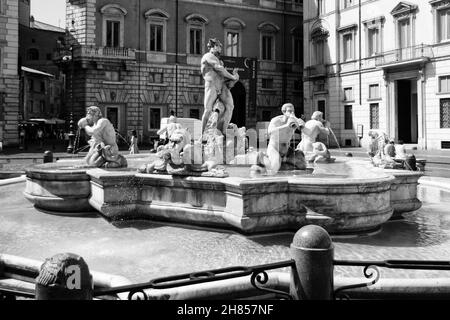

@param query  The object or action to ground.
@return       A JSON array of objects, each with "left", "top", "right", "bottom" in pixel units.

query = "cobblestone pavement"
[{"left": 1, "top": 181, "right": 450, "bottom": 283}]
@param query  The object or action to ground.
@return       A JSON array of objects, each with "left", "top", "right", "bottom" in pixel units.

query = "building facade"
[
  {"left": 19, "top": 0, "right": 66, "bottom": 125},
  {"left": 62, "top": 0, "right": 303, "bottom": 143},
  {"left": 0, "top": 0, "right": 20, "bottom": 147},
  {"left": 304, "top": 0, "right": 450, "bottom": 150}
]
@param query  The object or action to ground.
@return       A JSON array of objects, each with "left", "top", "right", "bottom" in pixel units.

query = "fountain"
[{"left": 23, "top": 38, "right": 423, "bottom": 234}]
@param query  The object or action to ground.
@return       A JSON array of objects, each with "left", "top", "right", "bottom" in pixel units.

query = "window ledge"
[
  {"left": 102, "top": 81, "right": 124, "bottom": 85},
  {"left": 186, "top": 84, "right": 203, "bottom": 88},
  {"left": 261, "top": 88, "right": 276, "bottom": 92},
  {"left": 343, "top": 100, "right": 356, "bottom": 103},
  {"left": 313, "top": 90, "right": 329, "bottom": 95},
  {"left": 148, "top": 83, "right": 168, "bottom": 87},
  {"left": 367, "top": 98, "right": 382, "bottom": 102}
]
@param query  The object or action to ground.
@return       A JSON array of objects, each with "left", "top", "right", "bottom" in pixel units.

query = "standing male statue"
[
  {"left": 78, "top": 106, "right": 127, "bottom": 168},
  {"left": 201, "top": 38, "right": 240, "bottom": 135},
  {"left": 253, "top": 103, "right": 306, "bottom": 174}
]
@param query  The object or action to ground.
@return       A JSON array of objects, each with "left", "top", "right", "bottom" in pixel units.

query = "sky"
[{"left": 30, "top": 0, "right": 66, "bottom": 28}]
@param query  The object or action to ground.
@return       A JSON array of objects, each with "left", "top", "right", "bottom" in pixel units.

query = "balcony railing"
[
  {"left": 73, "top": 46, "right": 136, "bottom": 60},
  {"left": 375, "top": 44, "right": 433, "bottom": 67},
  {"left": 305, "top": 64, "right": 328, "bottom": 78}
]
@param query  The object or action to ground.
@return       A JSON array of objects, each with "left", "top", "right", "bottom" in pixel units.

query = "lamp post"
[{"left": 66, "top": 45, "right": 75, "bottom": 154}]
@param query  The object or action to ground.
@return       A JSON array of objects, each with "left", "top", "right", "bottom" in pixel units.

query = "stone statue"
[
  {"left": 78, "top": 106, "right": 127, "bottom": 168},
  {"left": 157, "top": 115, "right": 183, "bottom": 145},
  {"left": 252, "top": 103, "right": 307, "bottom": 174},
  {"left": 138, "top": 124, "right": 227, "bottom": 177},
  {"left": 297, "top": 111, "right": 333, "bottom": 163},
  {"left": 201, "top": 38, "right": 239, "bottom": 136}
]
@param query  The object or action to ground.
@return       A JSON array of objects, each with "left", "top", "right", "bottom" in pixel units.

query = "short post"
[
  {"left": 290, "top": 225, "right": 334, "bottom": 300},
  {"left": 43, "top": 151, "right": 53, "bottom": 163},
  {"left": 35, "top": 253, "right": 93, "bottom": 300}
]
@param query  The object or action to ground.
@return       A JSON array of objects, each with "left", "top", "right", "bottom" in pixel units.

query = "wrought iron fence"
[{"left": 92, "top": 260, "right": 296, "bottom": 300}]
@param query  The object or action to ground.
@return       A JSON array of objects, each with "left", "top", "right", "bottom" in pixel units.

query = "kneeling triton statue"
[{"left": 78, "top": 106, "right": 127, "bottom": 168}]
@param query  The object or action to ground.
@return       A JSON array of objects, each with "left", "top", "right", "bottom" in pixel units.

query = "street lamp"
[{"left": 65, "top": 45, "right": 75, "bottom": 154}]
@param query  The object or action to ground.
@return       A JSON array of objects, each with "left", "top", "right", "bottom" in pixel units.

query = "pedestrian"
[
  {"left": 19, "top": 127, "right": 26, "bottom": 150},
  {"left": 129, "top": 130, "right": 139, "bottom": 154},
  {"left": 37, "top": 128, "right": 44, "bottom": 150}
]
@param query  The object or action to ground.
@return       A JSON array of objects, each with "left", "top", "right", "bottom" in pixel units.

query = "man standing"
[
  {"left": 200, "top": 38, "right": 239, "bottom": 135},
  {"left": 255, "top": 103, "right": 306, "bottom": 174}
]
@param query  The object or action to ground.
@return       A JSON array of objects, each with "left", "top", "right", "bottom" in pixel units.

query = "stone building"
[
  {"left": 19, "top": 0, "right": 66, "bottom": 124},
  {"left": 62, "top": 0, "right": 303, "bottom": 143},
  {"left": 304, "top": 0, "right": 450, "bottom": 150},
  {"left": 0, "top": 0, "right": 20, "bottom": 147}
]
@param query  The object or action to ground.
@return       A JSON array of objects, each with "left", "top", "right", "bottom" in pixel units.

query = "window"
[
  {"left": 149, "top": 24, "right": 163, "bottom": 52},
  {"left": 106, "top": 20, "right": 120, "bottom": 47},
  {"left": 0, "top": 0, "right": 5, "bottom": 15},
  {"left": 262, "top": 78, "right": 274, "bottom": 89},
  {"left": 343, "top": 33, "right": 353, "bottom": 61},
  {"left": 40, "top": 81, "right": 45, "bottom": 93},
  {"left": 293, "top": 35, "right": 302, "bottom": 64},
  {"left": 258, "top": 22, "right": 279, "bottom": 62},
  {"left": 313, "top": 79, "right": 325, "bottom": 92},
  {"left": 27, "top": 48, "right": 39, "bottom": 60},
  {"left": 262, "top": 35, "right": 273, "bottom": 60},
  {"left": 189, "top": 109, "right": 200, "bottom": 119},
  {"left": 367, "top": 28, "right": 380, "bottom": 56},
  {"left": 149, "top": 108, "right": 161, "bottom": 129},
  {"left": 149, "top": 72, "right": 164, "bottom": 83},
  {"left": 28, "top": 79, "right": 34, "bottom": 92},
  {"left": 344, "top": 87, "right": 353, "bottom": 101},
  {"left": 369, "top": 84, "right": 380, "bottom": 99},
  {"left": 106, "top": 107, "right": 119, "bottom": 129},
  {"left": 441, "top": 99, "right": 450, "bottom": 128},
  {"left": 438, "top": 9, "right": 450, "bottom": 42},
  {"left": 226, "top": 32, "right": 239, "bottom": 57},
  {"left": 262, "top": 110, "right": 272, "bottom": 121},
  {"left": 101, "top": 4, "right": 127, "bottom": 48},
  {"left": 343, "top": 0, "right": 353, "bottom": 9},
  {"left": 40, "top": 100, "right": 45, "bottom": 113},
  {"left": 105, "top": 71, "right": 120, "bottom": 82},
  {"left": 318, "top": 100, "right": 326, "bottom": 119},
  {"left": 344, "top": 105, "right": 353, "bottom": 130},
  {"left": 190, "top": 28, "right": 202, "bottom": 55},
  {"left": 186, "top": 14, "right": 208, "bottom": 56},
  {"left": 189, "top": 74, "right": 202, "bottom": 85},
  {"left": 0, "top": 47, "right": 2, "bottom": 74},
  {"left": 313, "top": 39, "right": 325, "bottom": 65},
  {"left": 439, "top": 75, "right": 450, "bottom": 93},
  {"left": 370, "top": 103, "right": 380, "bottom": 129},
  {"left": 317, "top": 0, "right": 325, "bottom": 16},
  {"left": 145, "top": 9, "right": 169, "bottom": 53}
]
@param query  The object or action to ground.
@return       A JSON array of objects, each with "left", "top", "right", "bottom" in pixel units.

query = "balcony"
[
  {"left": 73, "top": 46, "right": 136, "bottom": 60},
  {"left": 375, "top": 44, "right": 433, "bottom": 68},
  {"left": 305, "top": 64, "right": 327, "bottom": 79}
]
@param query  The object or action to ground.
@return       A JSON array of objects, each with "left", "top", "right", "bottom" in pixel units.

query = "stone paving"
[{"left": 1, "top": 180, "right": 450, "bottom": 283}]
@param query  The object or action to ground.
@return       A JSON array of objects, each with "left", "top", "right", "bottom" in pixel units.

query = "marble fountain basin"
[{"left": 23, "top": 156, "right": 423, "bottom": 234}]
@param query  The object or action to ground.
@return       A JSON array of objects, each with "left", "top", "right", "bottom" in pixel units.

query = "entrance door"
[
  {"left": 230, "top": 81, "right": 246, "bottom": 128},
  {"left": 106, "top": 107, "right": 119, "bottom": 129},
  {"left": 397, "top": 80, "right": 418, "bottom": 143}
]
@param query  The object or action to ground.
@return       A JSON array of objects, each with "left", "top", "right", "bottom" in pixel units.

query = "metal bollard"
[
  {"left": 35, "top": 253, "right": 93, "bottom": 300},
  {"left": 43, "top": 151, "right": 53, "bottom": 163},
  {"left": 290, "top": 225, "right": 334, "bottom": 300}
]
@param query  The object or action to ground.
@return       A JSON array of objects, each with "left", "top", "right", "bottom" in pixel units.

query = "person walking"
[
  {"left": 37, "top": 128, "right": 44, "bottom": 150},
  {"left": 129, "top": 130, "right": 139, "bottom": 154}
]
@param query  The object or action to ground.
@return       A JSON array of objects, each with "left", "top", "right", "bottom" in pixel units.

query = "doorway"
[
  {"left": 396, "top": 79, "right": 418, "bottom": 143},
  {"left": 230, "top": 81, "right": 246, "bottom": 128}
]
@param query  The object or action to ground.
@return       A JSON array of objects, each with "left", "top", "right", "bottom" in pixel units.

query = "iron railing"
[
  {"left": 92, "top": 260, "right": 296, "bottom": 300},
  {"left": 333, "top": 259, "right": 450, "bottom": 299},
  {"left": 375, "top": 44, "right": 433, "bottom": 66}
]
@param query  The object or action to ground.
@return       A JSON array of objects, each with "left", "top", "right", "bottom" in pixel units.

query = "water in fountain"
[
  {"left": 116, "top": 131, "right": 130, "bottom": 149},
  {"left": 328, "top": 128, "right": 342, "bottom": 153}
]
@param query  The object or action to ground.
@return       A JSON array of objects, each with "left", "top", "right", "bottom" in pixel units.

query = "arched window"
[
  {"left": 100, "top": 4, "right": 127, "bottom": 48},
  {"left": 258, "top": 22, "right": 280, "bottom": 61},
  {"left": 27, "top": 48, "right": 39, "bottom": 60},
  {"left": 185, "top": 13, "right": 209, "bottom": 56},
  {"left": 145, "top": 9, "right": 170, "bottom": 52},
  {"left": 223, "top": 17, "right": 246, "bottom": 57}
]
